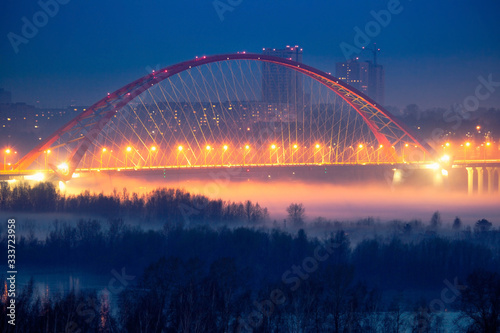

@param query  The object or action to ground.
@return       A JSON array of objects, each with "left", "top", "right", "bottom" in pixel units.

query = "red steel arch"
[{"left": 14, "top": 53, "right": 435, "bottom": 180}]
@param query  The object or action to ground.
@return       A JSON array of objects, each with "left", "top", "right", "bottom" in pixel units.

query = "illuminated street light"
[
  {"left": 125, "top": 146, "right": 132, "bottom": 167},
  {"left": 314, "top": 144, "right": 322, "bottom": 164},
  {"left": 445, "top": 142, "right": 450, "bottom": 147},
  {"left": 101, "top": 147, "right": 107, "bottom": 169},
  {"left": 291, "top": 144, "right": 299, "bottom": 163},
  {"left": 205, "top": 145, "right": 211, "bottom": 166},
  {"left": 4, "top": 149, "right": 11, "bottom": 171},
  {"left": 177, "top": 145, "right": 183, "bottom": 166},
  {"left": 402, "top": 143, "right": 410, "bottom": 162},
  {"left": 484, "top": 142, "right": 491, "bottom": 160},
  {"left": 356, "top": 144, "right": 364, "bottom": 163},
  {"left": 244, "top": 145, "right": 250, "bottom": 165},
  {"left": 377, "top": 145, "right": 383, "bottom": 164},
  {"left": 222, "top": 145, "right": 228, "bottom": 165},
  {"left": 43, "top": 149, "right": 51, "bottom": 170},
  {"left": 464, "top": 142, "right": 471, "bottom": 160},
  {"left": 270, "top": 144, "right": 277, "bottom": 164},
  {"left": 149, "top": 146, "right": 157, "bottom": 167}
]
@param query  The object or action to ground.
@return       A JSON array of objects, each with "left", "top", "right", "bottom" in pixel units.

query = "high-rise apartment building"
[
  {"left": 336, "top": 59, "right": 385, "bottom": 105},
  {"left": 262, "top": 46, "right": 304, "bottom": 105}
]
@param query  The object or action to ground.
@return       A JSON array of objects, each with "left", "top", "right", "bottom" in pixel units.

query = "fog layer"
[{"left": 65, "top": 173, "right": 499, "bottom": 224}]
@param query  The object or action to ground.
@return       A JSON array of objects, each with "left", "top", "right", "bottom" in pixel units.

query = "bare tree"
[
  {"left": 286, "top": 203, "right": 305, "bottom": 227},
  {"left": 458, "top": 270, "right": 500, "bottom": 333}
]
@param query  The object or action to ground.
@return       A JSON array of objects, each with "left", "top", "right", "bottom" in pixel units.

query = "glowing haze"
[{"left": 65, "top": 173, "right": 499, "bottom": 224}]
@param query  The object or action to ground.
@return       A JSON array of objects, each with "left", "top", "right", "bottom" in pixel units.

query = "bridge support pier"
[
  {"left": 486, "top": 167, "right": 494, "bottom": 194},
  {"left": 466, "top": 167, "right": 474, "bottom": 196},
  {"left": 497, "top": 167, "right": 500, "bottom": 193},
  {"left": 477, "top": 167, "right": 484, "bottom": 194}
]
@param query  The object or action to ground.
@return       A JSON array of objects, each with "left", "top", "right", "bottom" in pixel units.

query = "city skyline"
[{"left": 0, "top": 1, "right": 499, "bottom": 109}]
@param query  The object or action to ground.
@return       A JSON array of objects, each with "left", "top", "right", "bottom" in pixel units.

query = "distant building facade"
[
  {"left": 336, "top": 59, "right": 385, "bottom": 105},
  {"left": 262, "top": 46, "right": 304, "bottom": 105}
]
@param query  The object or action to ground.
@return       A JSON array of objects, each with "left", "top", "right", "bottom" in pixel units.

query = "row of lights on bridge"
[
  {"left": 4, "top": 142, "right": 406, "bottom": 158},
  {"left": 3, "top": 142, "right": 393, "bottom": 168},
  {"left": 11, "top": 141, "right": 489, "bottom": 159},
  {"left": 3, "top": 142, "right": 430, "bottom": 172},
  {"left": 112, "top": 143, "right": 387, "bottom": 153},
  {"left": 442, "top": 141, "right": 494, "bottom": 149},
  {"left": 5, "top": 142, "right": 409, "bottom": 161},
  {"left": 2, "top": 148, "right": 70, "bottom": 174}
]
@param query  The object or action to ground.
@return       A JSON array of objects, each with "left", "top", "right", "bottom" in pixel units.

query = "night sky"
[{"left": 1, "top": 0, "right": 499, "bottom": 109}]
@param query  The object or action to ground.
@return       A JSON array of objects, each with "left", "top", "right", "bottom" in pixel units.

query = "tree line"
[
  {"left": 0, "top": 181, "right": 269, "bottom": 224},
  {"left": 1, "top": 218, "right": 499, "bottom": 332}
]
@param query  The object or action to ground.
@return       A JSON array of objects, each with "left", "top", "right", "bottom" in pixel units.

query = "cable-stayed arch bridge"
[{"left": 3, "top": 53, "right": 466, "bottom": 187}]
